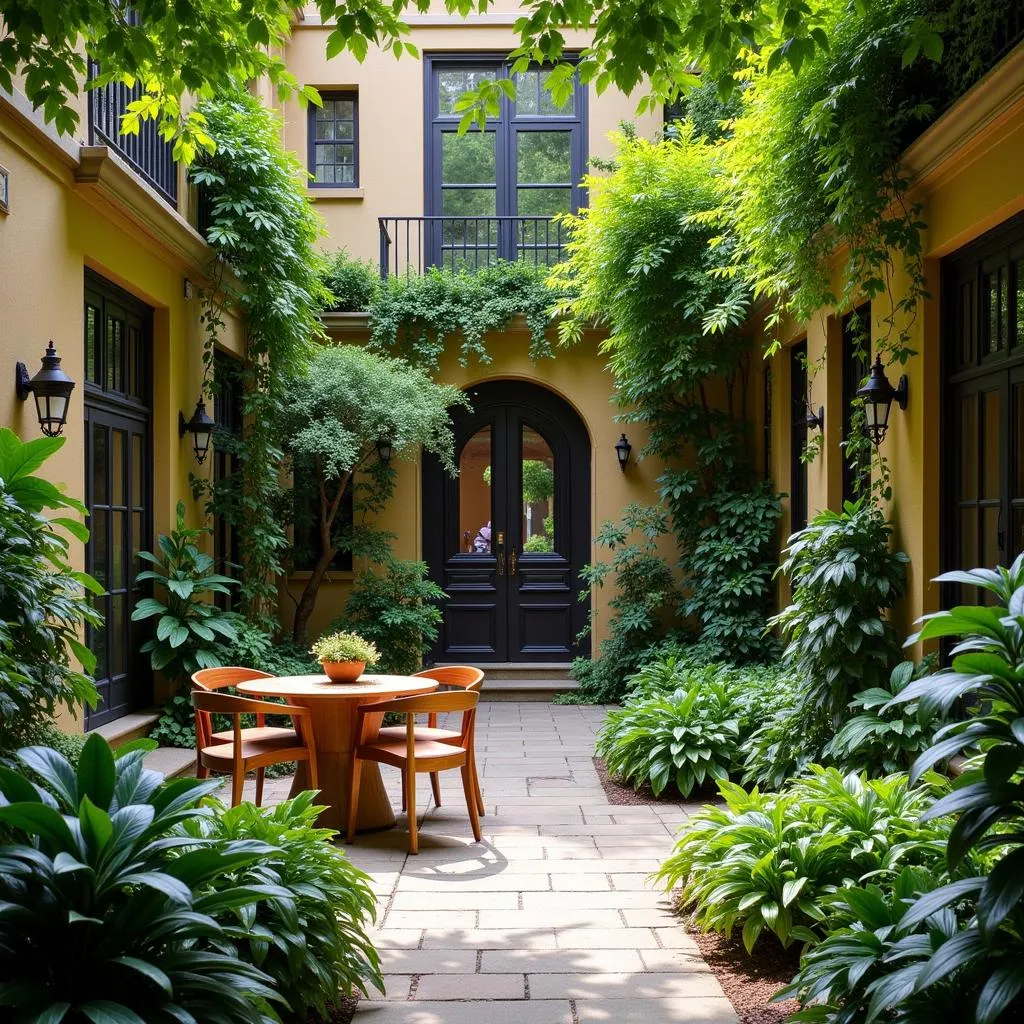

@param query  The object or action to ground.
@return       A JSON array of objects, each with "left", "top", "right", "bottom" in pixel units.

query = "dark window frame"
[
  {"left": 841, "top": 303, "right": 872, "bottom": 504},
  {"left": 424, "top": 52, "right": 588, "bottom": 225},
  {"left": 307, "top": 90, "right": 359, "bottom": 189}
]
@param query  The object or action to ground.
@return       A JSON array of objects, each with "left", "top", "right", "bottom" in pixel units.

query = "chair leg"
[
  {"left": 346, "top": 759, "right": 363, "bottom": 843},
  {"left": 401, "top": 767, "right": 406, "bottom": 811},
  {"left": 430, "top": 771, "right": 442, "bottom": 808},
  {"left": 307, "top": 752, "right": 319, "bottom": 792},
  {"left": 471, "top": 750, "right": 484, "bottom": 816},
  {"left": 461, "top": 763, "right": 482, "bottom": 842},
  {"left": 196, "top": 758, "right": 209, "bottom": 780},
  {"left": 406, "top": 766, "right": 419, "bottom": 855},
  {"left": 255, "top": 767, "right": 265, "bottom": 808},
  {"left": 231, "top": 768, "right": 245, "bottom": 808}
]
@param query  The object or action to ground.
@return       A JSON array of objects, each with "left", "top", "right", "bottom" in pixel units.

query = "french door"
[
  {"left": 83, "top": 272, "right": 153, "bottom": 727},
  {"left": 423, "top": 380, "right": 591, "bottom": 662},
  {"left": 943, "top": 214, "right": 1024, "bottom": 604}
]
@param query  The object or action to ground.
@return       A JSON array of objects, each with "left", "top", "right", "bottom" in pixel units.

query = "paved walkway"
[{"left": 253, "top": 701, "right": 736, "bottom": 1024}]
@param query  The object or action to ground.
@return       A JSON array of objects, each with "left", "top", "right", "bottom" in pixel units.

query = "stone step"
[
  {"left": 438, "top": 662, "right": 575, "bottom": 681},
  {"left": 481, "top": 677, "right": 580, "bottom": 703},
  {"left": 143, "top": 746, "right": 196, "bottom": 779},
  {"left": 89, "top": 709, "right": 160, "bottom": 747}
]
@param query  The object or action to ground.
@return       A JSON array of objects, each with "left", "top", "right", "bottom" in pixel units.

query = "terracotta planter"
[{"left": 321, "top": 660, "right": 366, "bottom": 684}]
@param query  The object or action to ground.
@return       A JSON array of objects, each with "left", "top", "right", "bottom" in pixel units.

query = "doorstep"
[
  {"left": 143, "top": 746, "right": 196, "bottom": 779},
  {"left": 89, "top": 709, "right": 160, "bottom": 746}
]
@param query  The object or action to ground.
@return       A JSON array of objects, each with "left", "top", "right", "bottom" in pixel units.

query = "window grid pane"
[{"left": 311, "top": 93, "right": 358, "bottom": 186}]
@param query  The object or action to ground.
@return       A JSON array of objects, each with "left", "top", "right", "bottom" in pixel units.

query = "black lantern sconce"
[
  {"left": 615, "top": 433, "right": 632, "bottom": 472},
  {"left": 179, "top": 398, "right": 216, "bottom": 465},
  {"left": 805, "top": 404, "right": 824, "bottom": 431},
  {"left": 16, "top": 341, "right": 76, "bottom": 437},
  {"left": 856, "top": 355, "right": 908, "bottom": 446},
  {"left": 376, "top": 437, "right": 393, "bottom": 464}
]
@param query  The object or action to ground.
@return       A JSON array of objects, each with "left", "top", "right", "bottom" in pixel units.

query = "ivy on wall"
[{"left": 190, "top": 91, "right": 332, "bottom": 626}]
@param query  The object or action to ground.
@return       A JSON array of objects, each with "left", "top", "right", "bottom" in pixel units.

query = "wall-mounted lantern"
[
  {"left": 856, "top": 355, "right": 908, "bottom": 446},
  {"left": 376, "top": 437, "right": 393, "bottom": 464},
  {"left": 16, "top": 341, "right": 76, "bottom": 437},
  {"left": 805, "top": 404, "right": 824, "bottom": 431},
  {"left": 179, "top": 398, "right": 216, "bottom": 464},
  {"left": 615, "top": 433, "right": 632, "bottom": 472}
]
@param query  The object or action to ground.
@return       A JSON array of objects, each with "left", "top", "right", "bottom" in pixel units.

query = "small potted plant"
[{"left": 310, "top": 630, "right": 379, "bottom": 683}]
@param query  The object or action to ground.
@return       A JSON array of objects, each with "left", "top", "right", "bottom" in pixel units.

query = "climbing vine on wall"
[
  {"left": 189, "top": 91, "right": 332, "bottom": 626},
  {"left": 552, "top": 127, "right": 783, "bottom": 692}
]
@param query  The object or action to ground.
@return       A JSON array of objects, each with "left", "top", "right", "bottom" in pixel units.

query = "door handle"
[
  {"left": 495, "top": 530, "right": 504, "bottom": 575},
  {"left": 510, "top": 546, "right": 518, "bottom": 576}
]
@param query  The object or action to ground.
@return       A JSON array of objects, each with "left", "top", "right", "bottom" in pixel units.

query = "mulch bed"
[
  {"left": 592, "top": 756, "right": 720, "bottom": 805},
  {"left": 689, "top": 926, "right": 800, "bottom": 1024},
  {"left": 285, "top": 997, "right": 359, "bottom": 1024}
]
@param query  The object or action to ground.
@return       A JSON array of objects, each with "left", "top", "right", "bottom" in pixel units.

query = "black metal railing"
[
  {"left": 378, "top": 216, "right": 569, "bottom": 278},
  {"left": 87, "top": 63, "right": 178, "bottom": 207}
]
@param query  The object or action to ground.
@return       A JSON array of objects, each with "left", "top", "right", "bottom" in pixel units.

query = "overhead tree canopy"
[{"left": 2, "top": 0, "right": 944, "bottom": 156}]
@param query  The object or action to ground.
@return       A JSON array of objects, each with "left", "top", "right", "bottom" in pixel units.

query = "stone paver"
[{"left": 248, "top": 701, "right": 734, "bottom": 1023}]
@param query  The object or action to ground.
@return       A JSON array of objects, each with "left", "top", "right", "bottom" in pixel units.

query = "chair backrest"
[
  {"left": 367, "top": 689, "right": 479, "bottom": 749},
  {"left": 191, "top": 667, "right": 275, "bottom": 692},
  {"left": 190, "top": 690, "right": 312, "bottom": 761},
  {"left": 413, "top": 666, "right": 484, "bottom": 693}
]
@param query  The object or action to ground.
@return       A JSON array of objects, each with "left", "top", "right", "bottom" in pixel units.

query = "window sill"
[{"left": 308, "top": 187, "right": 364, "bottom": 201}]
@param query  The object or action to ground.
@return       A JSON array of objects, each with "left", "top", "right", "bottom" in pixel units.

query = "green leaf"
[
  {"left": 77, "top": 733, "right": 116, "bottom": 810},
  {"left": 0, "top": 802, "right": 77, "bottom": 849},
  {"left": 79, "top": 1002, "right": 148, "bottom": 1024},
  {"left": 79, "top": 795, "right": 113, "bottom": 853}
]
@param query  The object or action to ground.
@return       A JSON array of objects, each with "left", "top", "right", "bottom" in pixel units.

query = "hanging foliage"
[{"left": 189, "top": 91, "right": 332, "bottom": 626}]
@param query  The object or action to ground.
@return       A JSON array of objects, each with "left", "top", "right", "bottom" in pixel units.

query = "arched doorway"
[{"left": 423, "top": 380, "right": 591, "bottom": 663}]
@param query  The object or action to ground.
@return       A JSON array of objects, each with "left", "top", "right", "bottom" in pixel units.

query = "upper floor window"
[
  {"left": 309, "top": 92, "right": 359, "bottom": 187},
  {"left": 425, "top": 55, "right": 587, "bottom": 269}
]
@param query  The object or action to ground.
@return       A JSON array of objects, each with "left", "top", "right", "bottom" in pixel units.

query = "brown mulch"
[
  {"left": 285, "top": 997, "right": 358, "bottom": 1024},
  {"left": 690, "top": 925, "right": 800, "bottom": 1024},
  {"left": 592, "top": 756, "right": 720, "bottom": 805}
]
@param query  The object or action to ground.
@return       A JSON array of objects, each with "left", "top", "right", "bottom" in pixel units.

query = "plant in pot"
[{"left": 311, "top": 630, "right": 379, "bottom": 683}]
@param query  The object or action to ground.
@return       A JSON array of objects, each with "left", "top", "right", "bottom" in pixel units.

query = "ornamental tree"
[{"left": 276, "top": 344, "right": 468, "bottom": 641}]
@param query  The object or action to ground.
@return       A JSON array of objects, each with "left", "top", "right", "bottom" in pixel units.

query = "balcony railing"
[
  {"left": 378, "top": 216, "right": 569, "bottom": 278},
  {"left": 87, "top": 63, "right": 178, "bottom": 207}
]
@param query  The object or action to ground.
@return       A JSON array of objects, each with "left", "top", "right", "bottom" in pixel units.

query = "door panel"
[
  {"left": 424, "top": 380, "right": 590, "bottom": 663},
  {"left": 84, "top": 270, "right": 152, "bottom": 728}
]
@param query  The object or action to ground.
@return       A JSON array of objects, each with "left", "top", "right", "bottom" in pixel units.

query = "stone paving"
[{"left": 247, "top": 701, "right": 736, "bottom": 1024}]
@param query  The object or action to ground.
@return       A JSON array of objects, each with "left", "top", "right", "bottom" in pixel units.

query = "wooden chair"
[
  {"left": 191, "top": 689, "right": 318, "bottom": 808},
  {"left": 376, "top": 666, "right": 485, "bottom": 816},
  {"left": 347, "top": 690, "right": 481, "bottom": 854},
  {"left": 191, "top": 667, "right": 296, "bottom": 776}
]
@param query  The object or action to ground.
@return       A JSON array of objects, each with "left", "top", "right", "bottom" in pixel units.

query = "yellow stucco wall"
[
  {"left": 1, "top": 100, "right": 242, "bottom": 726},
  {"left": 765, "top": 50, "right": 1024, "bottom": 641},
  {"left": 280, "top": 322, "right": 675, "bottom": 648},
  {"left": 281, "top": 15, "right": 661, "bottom": 263}
]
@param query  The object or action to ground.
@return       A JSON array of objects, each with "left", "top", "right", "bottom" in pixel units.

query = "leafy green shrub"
[
  {"left": 866, "top": 553, "right": 1024, "bottom": 1022},
  {"left": 823, "top": 657, "right": 941, "bottom": 775},
  {"left": 184, "top": 791, "right": 383, "bottom": 1016},
  {"left": 337, "top": 557, "right": 445, "bottom": 675},
  {"left": 597, "top": 678, "right": 740, "bottom": 796},
  {"left": 133, "top": 500, "right": 238, "bottom": 685},
  {"left": 221, "top": 616, "right": 319, "bottom": 677},
  {"left": 322, "top": 248, "right": 381, "bottom": 311},
  {"left": 656, "top": 767, "right": 953, "bottom": 953},
  {"left": 19, "top": 720, "right": 89, "bottom": 766},
  {"left": 0, "top": 429, "right": 101, "bottom": 753},
  {"left": 771, "top": 499, "right": 908, "bottom": 755},
  {"left": 0, "top": 735, "right": 284, "bottom": 1021},
  {"left": 568, "top": 504, "right": 677, "bottom": 703}
]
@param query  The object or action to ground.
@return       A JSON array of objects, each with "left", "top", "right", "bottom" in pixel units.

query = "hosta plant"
[
  {"left": 878, "top": 554, "right": 1024, "bottom": 1022},
  {"left": 824, "top": 658, "right": 941, "bottom": 775},
  {"left": 596, "top": 678, "right": 741, "bottom": 796},
  {"left": 184, "top": 792, "right": 383, "bottom": 1016},
  {"left": 133, "top": 500, "right": 238, "bottom": 685},
  {"left": 656, "top": 767, "right": 953, "bottom": 953},
  {"left": 0, "top": 734, "right": 284, "bottom": 1022}
]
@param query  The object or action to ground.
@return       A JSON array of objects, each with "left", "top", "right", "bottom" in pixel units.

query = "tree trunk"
[{"left": 291, "top": 546, "right": 337, "bottom": 643}]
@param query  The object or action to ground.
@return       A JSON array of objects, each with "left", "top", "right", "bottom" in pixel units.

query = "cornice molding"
[{"left": 905, "top": 42, "right": 1024, "bottom": 190}]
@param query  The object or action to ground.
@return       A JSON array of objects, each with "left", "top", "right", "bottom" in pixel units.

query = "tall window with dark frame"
[
  {"left": 292, "top": 466, "right": 355, "bottom": 573},
  {"left": 212, "top": 352, "right": 243, "bottom": 609},
  {"left": 425, "top": 56, "right": 587, "bottom": 269},
  {"left": 309, "top": 92, "right": 358, "bottom": 187},
  {"left": 790, "top": 341, "right": 809, "bottom": 534},
  {"left": 842, "top": 304, "right": 872, "bottom": 503}
]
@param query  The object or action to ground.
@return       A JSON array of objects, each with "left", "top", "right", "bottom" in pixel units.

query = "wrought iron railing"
[
  {"left": 378, "top": 216, "right": 569, "bottom": 278},
  {"left": 87, "top": 63, "right": 178, "bottom": 207}
]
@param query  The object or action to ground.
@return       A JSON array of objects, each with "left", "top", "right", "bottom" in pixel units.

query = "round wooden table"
[{"left": 236, "top": 674, "right": 438, "bottom": 832}]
